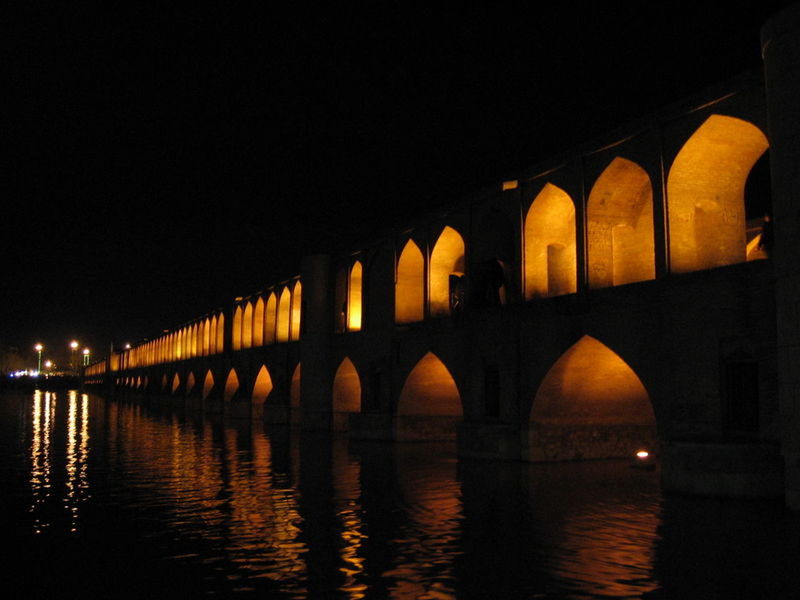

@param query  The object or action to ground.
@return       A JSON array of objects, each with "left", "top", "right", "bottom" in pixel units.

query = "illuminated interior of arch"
[
  {"left": 224, "top": 369, "right": 240, "bottom": 402},
  {"left": 202, "top": 370, "right": 215, "bottom": 401},
  {"left": 136, "top": 376, "right": 142, "bottom": 389},
  {"left": 171, "top": 373, "right": 181, "bottom": 395},
  {"left": 186, "top": 372, "right": 196, "bottom": 395},
  {"left": 252, "top": 365, "right": 273, "bottom": 404},
  {"left": 531, "top": 335, "right": 655, "bottom": 426},
  {"left": 667, "top": 114, "right": 769, "bottom": 273},
  {"left": 265, "top": 293, "right": 277, "bottom": 344},
  {"left": 242, "top": 302, "right": 254, "bottom": 349},
  {"left": 398, "top": 352, "right": 462, "bottom": 416},
  {"left": 232, "top": 305, "right": 243, "bottom": 350},
  {"left": 161, "top": 373, "right": 168, "bottom": 390},
  {"left": 291, "top": 282, "right": 302, "bottom": 341},
  {"left": 333, "top": 357, "right": 361, "bottom": 413},
  {"left": 209, "top": 316, "right": 217, "bottom": 354},
  {"left": 253, "top": 297, "right": 265, "bottom": 347},
  {"left": 348, "top": 262, "right": 363, "bottom": 331},
  {"left": 203, "top": 318, "right": 211, "bottom": 355},
  {"left": 216, "top": 313, "right": 225, "bottom": 353},
  {"left": 192, "top": 324, "right": 199, "bottom": 357},
  {"left": 395, "top": 239, "right": 425, "bottom": 324},
  {"left": 587, "top": 157, "right": 655, "bottom": 288},
  {"left": 525, "top": 183, "right": 577, "bottom": 299},
  {"left": 277, "top": 288, "right": 291, "bottom": 342},
  {"left": 429, "top": 226, "right": 466, "bottom": 317},
  {"left": 290, "top": 363, "right": 301, "bottom": 408}
]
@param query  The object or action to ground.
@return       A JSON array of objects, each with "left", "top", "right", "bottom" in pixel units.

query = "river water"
[{"left": 3, "top": 389, "right": 799, "bottom": 599}]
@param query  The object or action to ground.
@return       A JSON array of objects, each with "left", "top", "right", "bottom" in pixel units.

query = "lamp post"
[
  {"left": 82, "top": 348, "right": 90, "bottom": 367},
  {"left": 34, "top": 344, "right": 43, "bottom": 374},
  {"left": 70, "top": 340, "right": 79, "bottom": 373}
]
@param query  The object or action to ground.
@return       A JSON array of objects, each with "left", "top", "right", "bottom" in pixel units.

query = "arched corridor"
[{"left": 397, "top": 352, "right": 462, "bottom": 441}]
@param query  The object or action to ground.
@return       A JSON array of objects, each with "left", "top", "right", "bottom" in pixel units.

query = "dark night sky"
[{"left": 3, "top": 2, "right": 795, "bottom": 366}]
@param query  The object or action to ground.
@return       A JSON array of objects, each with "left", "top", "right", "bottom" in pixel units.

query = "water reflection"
[{"left": 10, "top": 391, "right": 800, "bottom": 599}]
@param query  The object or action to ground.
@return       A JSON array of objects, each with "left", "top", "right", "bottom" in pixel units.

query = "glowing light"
[
  {"left": 636, "top": 450, "right": 650, "bottom": 459},
  {"left": 70, "top": 341, "right": 78, "bottom": 349}
]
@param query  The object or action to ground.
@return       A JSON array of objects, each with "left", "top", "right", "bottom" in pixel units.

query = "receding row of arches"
[
  {"left": 119, "top": 312, "right": 226, "bottom": 370},
  {"left": 392, "top": 114, "right": 769, "bottom": 324},
  {"left": 232, "top": 280, "right": 302, "bottom": 351}
]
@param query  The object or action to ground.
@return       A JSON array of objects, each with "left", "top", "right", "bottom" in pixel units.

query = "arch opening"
[
  {"left": 186, "top": 372, "right": 196, "bottom": 395},
  {"left": 242, "top": 302, "right": 254, "bottom": 349},
  {"left": 232, "top": 306, "right": 243, "bottom": 351},
  {"left": 277, "top": 288, "right": 291, "bottom": 343},
  {"left": 588, "top": 158, "right": 655, "bottom": 288},
  {"left": 525, "top": 183, "right": 577, "bottom": 299},
  {"left": 348, "top": 262, "right": 363, "bottom": 331},
  {"left": 224, "top": 369, "right": 240, "bottom": 403},
  {"left": 202, "top": 370, "right": 215, "bottom": 401},
  {"left": 171, "top": 373, "right": 181, "bottom": 395},
  {"left": 430, "top": 226, "right": 466, "bottom": 317},
  {"left": 396, "top": 352, "right": 462, "bottom": 441},
  {"left": 395, "top": 240, "right": 425, "bottom": 324},
  {"left": 529, "top": 335, "right": 657, "bottom": 461},
  {"left": 332, "top": 357, "right": 361, "bottom": 431},
  {"left": 252, "top": 365, "right": 274, "bottom": 405},
  {"left": 668, "top": 115, "right": 770, "bottom": 273},
  {"left": 253, "top": 297, "right": 265, "bottom": 347}
]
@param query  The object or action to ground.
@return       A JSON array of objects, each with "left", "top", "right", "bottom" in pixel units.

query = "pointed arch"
[
  {"left": 202, "top": 370, "right": 215, "bottom": 401},
  {"left": 161, "top": 373, "right": 168, "bottom": 390},
  {"left": 191, "top": 324, "right": 198, "bottom": 357},
  {"left": 290, "top": 363, "right": 301, "bottom": 409},
  {"left": 587, "top": 157, "right": 655, "bottom": 288},
  {"left": 529, "top": 335, "right": 656, "bottom": 461},
  {"left": 333, "top": 357, "right": 361, "bottom": 414},
  {"left": 202, "top": 317, "right": 211, "bottom": 355},
  {"left": 253, "top": 297, "right": 265, "bottom": 346},
  {"left": 171, "top": 373, "right": 181, "bottom": 395},
  {"left": 524, "top": 183, "right": 577, "bottom": 299},
  {"left": 291, "top": 281, "right": 302, "bottom": 341},
  {"left": 277, "top": 287, "right": 291, "bottom": 342},
  {"left": 242, "top": 302, "right": 254, "bottom": 349},
  {"left": 264, "top": 292, "right": 277, "bottom": 344},
  {"left": 252, "top": 365, "right": 274, "bottom": 404},
  {"left": 531, "top": 336, "right": 654, "bottom": 424},
  {"left": 430, "top": 226, "right": 466, "bottom": 317},
  {"left": 348, "top": 261, "right": 363, "bottom": 331},
  {"left": 216, "top": 313, "right": 225, "bottom": 353},
  {"left": 395, "top": 239, "right": 425, "bottom": 324},
  {"left": 232, "top": 305, "right": 243, "bottom": 350},
  {"left": 668, "top": 115, "right": 770, "bottom": 273},
  {"left": 136, "top": 376, "right": 142, "bottom": 389},
  {"left": 224, "top": 369, "right": 240, "bottom": 402},
  {"left": 398, "top": 352, "right": 462, "bottom": 416},
  {"left": 186, "top": 371, "right": 196, "bottom": 395}
]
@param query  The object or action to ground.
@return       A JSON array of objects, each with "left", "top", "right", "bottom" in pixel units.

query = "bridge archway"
[
  {"left": 224, "top": 369, "right": 240, "bottom": 403},
  {"left": 332, "top": 357, "right": 361, "bottom": 431},
  {"left": 587, "top": 158, "right": 655, "bottom": 289},
  {"left": 242, "top": 302, "right": 254, "bottom": 349},
  {"left": 396, "top": 239, "right": 425, "bottom": 324},
  {"left": 397, "top": 351, "right": 462, "bottom": 440},
  {"left": 524, "top": 183, "right": 577, "bottom": 299},
  {"left": 253, "top": 297, "right": 265, "bottom": 347},
  {"left": 252, "top": 365, "right": 274, "bottom": 405},
  {"left": 348, "top": 261, "right": 363, "bottom": 331},
  {"left": 430, "top": 226, "right": 466, "bottom": 317},
  {"left": 667, "top": 114, "right": 769, "bottom": 273},
  {"left": 277, "top": 287, "right": 291, "bottom": 342},
  {"left": 528, "top": 335, "right": 657, "bottom": 461},
  {"left": 202, "top": 370, "right": 215, "bottom": 401},
  {"left": 232, "top": 305, "right": 243, "bottom": 350},
  {"left": 171, "top": 373, "right": 181, "bottom": 395},
  {"left": 161, "top": 373, "right": 168, "bottom": 391},
  {"left": 186, "top": 372, "right": 196, "bottom": 396},
  {"left": 265, "top": 292, "right": 277, "bottom": 344},
  {"left": 291, "top": 281, "right": 302, "bottom": 340},
  {"left": 215, "top": 313, "right": 225, "bottom": 353}
]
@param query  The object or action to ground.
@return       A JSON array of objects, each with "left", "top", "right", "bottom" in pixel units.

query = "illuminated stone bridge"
[{"left": 85, "top": 7, "right": 800, "bottom": 508}]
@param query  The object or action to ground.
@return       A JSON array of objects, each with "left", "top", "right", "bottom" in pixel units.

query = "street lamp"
[
  {"left": 34, "top": 344, "right": 43, "bottom": 374},
  {"left": 82, "top": 348, "right": 90, "bottom": 367},
  {"left": 44, "top": 360, "right": 53, "bottom": 374},
  {"left": 70, "top": 340, "right": 79, "bottom": 373}
]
